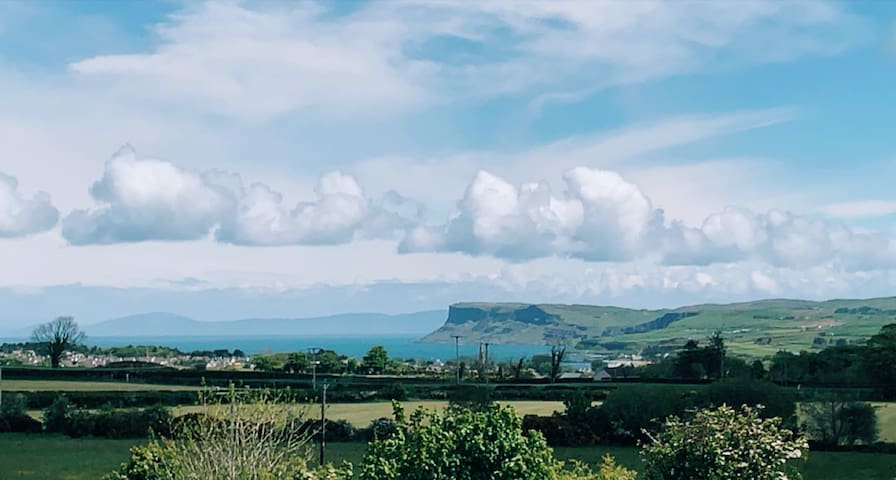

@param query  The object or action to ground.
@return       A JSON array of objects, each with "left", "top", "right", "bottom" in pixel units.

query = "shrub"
[
  {"left": 43, "top": 396, "right": 173, "bottom": 438},
  {"left": 699, "top": 378, "right": 797, "bottom": 425},
  {"left": 300, "top": 418, "right": 357, "bottom": 442},
  {"left": 593, "top": 386, "right": 698, "bottom": 444},
  {"left": 382, "top": 382, "right": 408, "bottom": 401},
  {"left": 105, "top": 386, "right": 349, "bottom": 480},
  {"left": 801, "top": 399, "right": 878, "bottom": 447},
  {"left": 558, "top": 457, "right": 637, "bottom": 480},
  {"left": 43, "top": 395, "right": 75, "bottom": 433},
  {"left": 366, "top": 417, "right": 398, "bottom": 440},
  {"left": 522, "top": 414, "right": 596, "bottom": 446},
  {"left": 361, "top": 403, "right": 559, "bottom": 480},
  {"left": 641, "top": 404, "right": 807, "bottom": 480},
  {"left": 360, "top": 402, "right": 624, "bottom": 480},
  {"left": 0, "top": 393, "right": 42, "bottom": 433}
]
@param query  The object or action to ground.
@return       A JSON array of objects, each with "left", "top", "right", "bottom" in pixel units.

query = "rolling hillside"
[{"left": 421, "top": 298, "right": 896, "bottom": 357}]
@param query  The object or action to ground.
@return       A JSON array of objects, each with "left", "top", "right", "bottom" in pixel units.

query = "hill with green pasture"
[{"left": 421, "top": 297, "right": 896, "bottom": 357}]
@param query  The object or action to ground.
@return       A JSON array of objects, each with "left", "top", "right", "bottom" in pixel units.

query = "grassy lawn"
[
  {"left": 3, "top": 435, "right": 895, "bottom": 480},
  {"left": 0, "top": 434, "right": 135, "bottom": 480},
  {"left": 1, "top": 379, "right": 197, "bottom": 391},
  {"left": 874, "top": 402, "right": 896, "bottom": 443},
  {"left": 173, "top": 400, "right": 565, "bottom": 428}
]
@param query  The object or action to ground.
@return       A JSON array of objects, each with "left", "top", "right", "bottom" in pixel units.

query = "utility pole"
[
  {"left": 451, "top": 335, "right": 462, "bottom": 384},
  {"left": 308, "top": 347, "right": 321, "bottom": 390},
  {"left": 483, "top": 342, "right": 490, "bottom": 385},
  {"left": 319, "top": 383, "right": 328, "bottom": 467}
]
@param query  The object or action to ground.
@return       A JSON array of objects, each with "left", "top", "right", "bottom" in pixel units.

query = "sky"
[{"left": 1, "top": 0, "right": 896, "bottom": 328}]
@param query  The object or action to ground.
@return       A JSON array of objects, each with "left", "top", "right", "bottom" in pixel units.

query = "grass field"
[
  {"left": 2, "top": 435, "right": 895, "bottom": 480},
  {"left": 173, "top": 400, "right": 566, "bottom": 428},
  {"left": 1, "top": 379, "right": 198, "bottom": 391},
  {"left": 874, "top": 402, "right": 896, "bottom": 443}
]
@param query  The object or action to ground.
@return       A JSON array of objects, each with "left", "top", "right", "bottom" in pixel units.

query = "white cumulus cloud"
[
  {"left": 62, "top": 146, "right": 236, "bottom": 244},
  {"left": 403, "top": 167, "right": 896, "bottom": 271},
  {"left": 0, "top": 172, "right": 59, "bottom": 237},
  {"left": 62, "top": 147, "right": 411, "bottom": 246}
]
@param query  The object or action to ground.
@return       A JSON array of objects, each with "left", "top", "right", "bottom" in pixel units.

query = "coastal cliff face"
[
  {"left": 423, "top": 303, "right": 581, "bottom": 345},
  {"left": 445, "top": 304, "right": 560, "bottom": 326}
]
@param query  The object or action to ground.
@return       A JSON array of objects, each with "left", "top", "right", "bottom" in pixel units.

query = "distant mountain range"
[{"left": 7, "top": 310, "right": 448, "bottom": 338}]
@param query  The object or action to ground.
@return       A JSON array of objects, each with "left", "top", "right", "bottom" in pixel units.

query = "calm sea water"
[{"left": 72, "top": 335, "right": 552, "bottom": 361}]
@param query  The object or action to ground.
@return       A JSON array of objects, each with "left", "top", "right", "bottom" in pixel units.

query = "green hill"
[{"left": 421, "top": 297, "right": 896, "bottom": 357}]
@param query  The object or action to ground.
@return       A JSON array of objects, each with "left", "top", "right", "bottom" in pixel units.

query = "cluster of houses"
[{"left": 0, "top": 348, "right": 246, "bottom": 370}]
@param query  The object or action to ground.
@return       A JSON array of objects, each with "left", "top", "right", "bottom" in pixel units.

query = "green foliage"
[
  {"left": 42, "top": 395, "right": 172, "bottom": 438},
  {"left": 641, "top": 404, "right": 807, "bottom": 480},
  {"left": 802, "top": 399, "right": 879, "bottom": 447},
  {"left": 447, "top": 385, "right": 493, "bottom": 411},
  {"left": 701, "top": 378, "right": 797, "bottom": 425},
  {"left": 366, "top": 417, "right": 398, "bottom": 440},
  {"left": 592, "top": 386, "right": 699, "bottom": 444},
  {"left": 0, "top": 393, "right": 42, "bottom": 433},
  {"left": 362, "top": 345, "right": 389, "bottom": 374},
  {"left": 251, "top": 355, "right": 282, "bottom": 372},
  {"left": 556, "top": 457, "right": 637, "bottom": 480},
  {"left": 359, "top": 403, "right": 562, "bottom": 480},
  {"left": 383, "top": 382, "right": 408, "bottom": 401},
  {"left": 43, "top": 395, "right": 75, "bottom": 433},
  {"left": 284, "top": 352, "right": 310, "bottom": 374}
]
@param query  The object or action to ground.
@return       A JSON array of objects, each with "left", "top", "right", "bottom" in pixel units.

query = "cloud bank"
[
  {"left": 61, "top": 147, "right": 405, "bottom": 246},
  {"left": 0, "top": 172, "right": 59, "bottom": 237},
  {"left": 402, "top": 167, "right": 896, "bottom": 271}
]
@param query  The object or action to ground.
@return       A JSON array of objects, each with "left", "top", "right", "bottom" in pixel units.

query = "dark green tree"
[
  {"left": 363, "top": 345, "right": 389, "bottom": 374},
  {"left": 283, "top": 352, "right": 309, "bottom": 374}
]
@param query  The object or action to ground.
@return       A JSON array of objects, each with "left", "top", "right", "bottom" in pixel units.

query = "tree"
[
  {"left": 708, "top": 330, "right": 725, "bottom": 378},
  {"left": 801, "top": 398, "right": 878, "bottom": 447},
  {"left": 864, "top": 324, "right": 896, "bottom": 396},
  {"left": 750, "top": 359, "right": 767, "bottom": 380},
  {"left": 642, "top": 405, "right": 807, "bottom": 480},
  {"left": 284, "top": 352, "right": 309, "bottom": 374},
  {"left": 251, "top": 355, "right": 279, "bottom": 372},
  {"left": 362, "top": 345, "right": 389, "bottom": 374},
  {"left": 550, "top": 344, "right": 567, "bottom": 383},
  {"left": 32, "top": 316, "right": 85, "bottom": 368},
  {"left": 511, "top": 357, "right": 526, "bottom": 380}
]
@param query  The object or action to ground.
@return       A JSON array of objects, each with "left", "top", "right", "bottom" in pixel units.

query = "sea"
[{"left": 3, "top": 334, "right": 554, "bottom": 362}]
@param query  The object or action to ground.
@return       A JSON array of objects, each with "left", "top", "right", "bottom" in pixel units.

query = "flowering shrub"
[{"left": 641, "top": 404, "right": 807, "bottom": 480}]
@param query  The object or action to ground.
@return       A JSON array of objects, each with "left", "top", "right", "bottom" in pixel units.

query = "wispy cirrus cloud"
[
  {"left": 821, "top": 200, "right": 896, "bottom": 219},
  {"left": 67, "top": 0, "right": 866, "bottom": 121}
]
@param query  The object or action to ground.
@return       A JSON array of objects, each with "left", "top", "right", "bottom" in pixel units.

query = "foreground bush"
[
  {"left": 106, "top": 386, "right": 351, "bottom": 480},
  {"left": 359, "top": 402, "right": 633, "bottom": 480},
  {"left": 641, "top": 404, "right": 807, "bottom": 480}
]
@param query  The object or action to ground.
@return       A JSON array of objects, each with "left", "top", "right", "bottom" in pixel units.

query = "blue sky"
[{"left": 1, "top": 1, "right": 895, "bottom": 328}]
